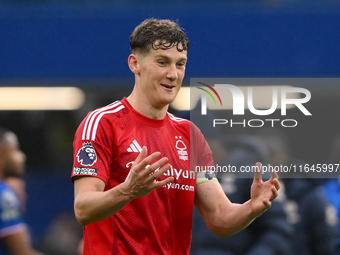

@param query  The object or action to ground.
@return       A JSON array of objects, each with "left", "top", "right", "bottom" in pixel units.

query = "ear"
[
  {"left": 128, "top": 54, "right": 140, "bottom": 74},
  {"left": 0, "top": 156, "right": 5, "bottom": 172}
]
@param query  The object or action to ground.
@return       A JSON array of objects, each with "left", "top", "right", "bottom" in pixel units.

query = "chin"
[{"left": 161, "top": 96, "right": 176, "bottom": 106}]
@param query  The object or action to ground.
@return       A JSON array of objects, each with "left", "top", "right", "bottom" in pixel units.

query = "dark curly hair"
[{"left": 130, "top": 18, "right": 189, "bottom": 54}]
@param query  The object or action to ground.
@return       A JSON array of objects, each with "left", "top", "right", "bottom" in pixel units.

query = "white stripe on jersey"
[
  {"left": 132, "top": 139, "right": 143, "bottom": 152},
  {"left": 81, "top": 101, "right": 124, "bottom": 141},
  {"left": 167, "top": 112, "right": 187, "bottom": 122},
  {"left": 82, "top": 101, "right": 121, "bottom": 140},
  {"left": 91, "top": 105, "right": 125, "bottom": 141},
  {"left": 130, "top": 143, "right": 138, "bottom": 153}
]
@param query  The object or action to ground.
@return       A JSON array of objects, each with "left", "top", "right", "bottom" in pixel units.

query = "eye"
[
  {"left": 177, "top": 62, "right": 186, "bottom": 68},
  {"left": 158, "top": 60, "right": 166, "bottom": 66}
]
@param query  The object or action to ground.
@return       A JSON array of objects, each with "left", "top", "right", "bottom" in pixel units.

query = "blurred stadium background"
[{"left": 0, "top": 0, "right": 340, "bottom": 253}]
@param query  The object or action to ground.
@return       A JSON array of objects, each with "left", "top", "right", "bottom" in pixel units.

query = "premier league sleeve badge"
[{"left": 77, "top": 142, "right": 97, "bottom": 166}]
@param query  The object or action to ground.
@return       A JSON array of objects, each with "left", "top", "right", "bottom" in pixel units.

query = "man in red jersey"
[{"left": 72, "top": 19, "right": 280, "bottom": 255}]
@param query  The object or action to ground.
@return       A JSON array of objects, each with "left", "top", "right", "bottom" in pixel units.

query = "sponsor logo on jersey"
[
  {"left": 77, "top": 142, "right": 97, "bottom": 166},
  {"left": 126, "top": 139, "right": 142, "bottom": 153},
  {"left": 164, "top": 166, "right": 195, "bottom": 180},
  {"left": 125, "top": 161, "right": 195, "bottom": 180},
  {"left": 73, "top": 167, "right": 98, "bottom": 176}
]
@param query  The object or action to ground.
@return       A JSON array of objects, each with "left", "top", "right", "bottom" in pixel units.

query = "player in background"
[
  {"left": 72, "top": 18, "right": 280, "bottom": 255},
  {"left": 0, "top": 128, "right": 44, "bottom": 255}
]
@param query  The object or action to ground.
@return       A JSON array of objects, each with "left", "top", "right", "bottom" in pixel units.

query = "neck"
[{"left": 127, "top": 88, "right": 168, "bottom": 120}]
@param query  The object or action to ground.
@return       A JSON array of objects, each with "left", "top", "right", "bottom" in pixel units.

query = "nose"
[{"left": 166, "top": 64, "right": 178, "bottom": 81}]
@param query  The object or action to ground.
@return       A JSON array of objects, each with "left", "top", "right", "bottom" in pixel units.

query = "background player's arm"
[
  {"left": 2, "top": 228, "right": 44, "bottom": 255},
  {"left": 74, "top": 146, "right": 173, "bottom": 226},
  {"left": 194, "top": 163, "right": 280, "bottom": 238}
]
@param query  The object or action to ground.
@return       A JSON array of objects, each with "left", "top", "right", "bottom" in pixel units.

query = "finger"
[
  {"left": 271, "top": 169, "right": 279, "bottom": 180},
  {"left": 145, "top": 163, "right": 171, "bottom": 183},
  {"left": 253, "top": 162, "right": 262, "bottom": 180},
  {"left": 270, "top": 186, "right": 279, "bottom": 201},
  {"left": 153, "top": 176, "right": 174, "bottom": 189},
  {"left": 272, "top": 178, "right": 281, "bottom": 191},
  {"left": 133, "top": 146, "right": 148, "bottom": 166},
  {"left": 135, "top": 151, "right": 161, "bottom": 172},
  {"left": 142, "top": 157, "right": 169, "bottom": 178},
  {"left": 263, "top": 200, "right": 271, "bottom": 209}
]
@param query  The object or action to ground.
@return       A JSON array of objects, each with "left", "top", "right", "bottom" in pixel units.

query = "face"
[
  {"left": 135, "top": 46, "right": 187, "bottom": 109},
  {"left": 85, "top": 147, "right": 95, "bottom": 160},
  {"left": 1, "top": 132, "right": 26, "bottom": 177}
]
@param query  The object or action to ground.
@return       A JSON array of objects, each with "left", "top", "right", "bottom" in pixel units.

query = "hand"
[
  {"left": 250, "top": 162, "right": 280, "bottom": 217},
  {"left": 119, "top": 146, "right": 174, "bottom": 199}
]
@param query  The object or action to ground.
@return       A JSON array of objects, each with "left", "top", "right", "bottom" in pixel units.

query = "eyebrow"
[{"left": 154, "top": 54, "right": 188, "bottom": 62}]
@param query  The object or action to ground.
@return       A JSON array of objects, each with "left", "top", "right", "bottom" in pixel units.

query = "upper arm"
[
  {"left": 74, "top": 176, "right": 106, "bottom": 200},
  {"left": 73, "top": 176, "right": 107, "bottom": 225}
]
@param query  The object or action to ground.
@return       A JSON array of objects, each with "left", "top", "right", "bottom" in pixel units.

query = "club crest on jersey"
[
  {"left": 77, "top": 142, "right": 97, "bottom": 166},
  {"left": 175, "top": 136, "right": 188, "bottom": 161}
]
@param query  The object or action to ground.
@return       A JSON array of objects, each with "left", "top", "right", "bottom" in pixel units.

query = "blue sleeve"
[{"left": 0, "top": 185, "right": 26, "bottom": 238}]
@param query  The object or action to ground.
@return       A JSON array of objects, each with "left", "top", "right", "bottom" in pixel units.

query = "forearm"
[
  {"left": 205, "top": 200, "right": 257, "bottom": 238},
  {"left": 195, "top": 181, "right": 259, "bottom": 238},
  {"left": 74, "top": 182, "right": 133, "bottom": 226},
  {"left": 195, "top": 163, "right": 279, "bottom": 238}
]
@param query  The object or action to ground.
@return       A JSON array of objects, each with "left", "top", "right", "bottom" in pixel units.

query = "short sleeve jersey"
[
  {"left": 0, "top": 182, "right": 26, "bottom": 255},
  {"left": 71, "top": 98, "right": 215, "bottom": 255}
]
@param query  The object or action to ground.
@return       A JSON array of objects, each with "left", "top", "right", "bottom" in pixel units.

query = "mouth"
[{"left": 161, "top": 84, "right": 175, "bottom": 91}]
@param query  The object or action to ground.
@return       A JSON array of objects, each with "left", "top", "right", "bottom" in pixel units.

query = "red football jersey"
[{"left": 72, "top": 98, "right": 214, "bottom": 255}]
